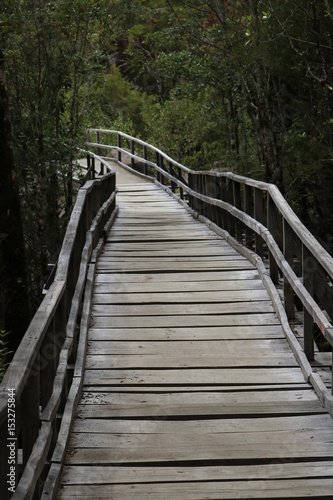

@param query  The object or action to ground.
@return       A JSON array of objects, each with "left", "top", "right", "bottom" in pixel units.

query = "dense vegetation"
[{"left": 0, "top": 0, "right": 332, "bottom": 354}]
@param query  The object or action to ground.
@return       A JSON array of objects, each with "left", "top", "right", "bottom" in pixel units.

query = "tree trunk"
[
  {"left": 244, "top": 69, "right": 284, "bottom": 192},
  {"left": 0, "top": 50, "right": 30, "bottom": 353}
]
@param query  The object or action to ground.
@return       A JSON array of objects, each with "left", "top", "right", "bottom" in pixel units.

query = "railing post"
[
  {"left": 283, "top": 220, "right": 295, "bottom": 319},
  {"left": 117, "top": 133, "right": 122, "bottom": 162},
  {"left": 99, "top": 157, "right": 104, "bottom": 175},
  {"left": 303, "top": 245, "right": 315, "bottom": 361},
  {"left": 96, "top": 130, "right": 101, "bottom": 157},
  {"left": 244, "top": 184, "right": 254, "bottom": 249},
  {"left": 216, "top": 177, "right": 223, "bottom": 229},
  {"left": 220, "top": 177, "right": 229, "bottom": 233},
  {"left": 254, "top": 188, "right": 264, "bottom": 257},
  {"left": 156, "top": 152, "right": 161, "bottom": 183},
  {"left": 169, "top": 161, "right": 176, "bottom": 193},
  {"left": 178, "top": 167, "right": 184, "bottom": 199},
  {"left": 188, "top": 172, "right": 193, "bottom": 209},
  {"left": 228, "top": 178, "right": 235, "bottom": 238},
  {"left": 202, "top": 174, "right": 207, "bottom": 218},
  {"left": 143, "top": 145, "right": 148, "bottom": 176},
  {"left": 267, "top": 193, "right": 279, "bottom": 284},
  {"left": 131, "top": 139, "right": 135, "bottom": 169},
  {"left": 21, "top": 362, "right": 40, "bottom": 484},
  {"left": 91, "top": 157, "right": 95, "bottom": 180},
  {"left": 198, "top": 173, "right": 205, "bottom": 216},
  {"left": 233, "top": 181, "right": 242, "bottom": 242},
  {"left": 40, "top": 319, "right": 56, "bottom": 410},
  {"left": 86, "top": 153, "right": 90, "bottom": 178},
  {"left": 160, "top": 156, "right": 165, "bottom": 185}
]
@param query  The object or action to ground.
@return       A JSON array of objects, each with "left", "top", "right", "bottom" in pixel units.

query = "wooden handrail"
[
  {"left": 87, "top": 129, "right": 333, "bottom": 399},
  {"left": 0, "top": 155, "right": 116, "bottom": 499}
]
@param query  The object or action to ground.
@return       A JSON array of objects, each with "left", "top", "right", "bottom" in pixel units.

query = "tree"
[
  {"left": 0, "top": 48, "right": 29, "bottom": 352},
  {"left": 3, "top": 0, "right": 108, "bottom": 306}
]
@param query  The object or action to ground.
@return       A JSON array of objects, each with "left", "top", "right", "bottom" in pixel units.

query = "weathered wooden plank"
[
  {"left": 78, "top": 388, "right": 318, "bottom": 405},
  {"left": 83, "top": 367, "right": 306, "bottom": 386},
  {"left": 105, "top": 240, "right": 233, "bottom": 249},
  {"left": 92, "top": 289, "right": 270, "bottom": 304},
  {"left": 88, "top": 325, "right": 285, "bottom": 341},
  {"left": 69, "top": 429, "right": 333, "bottom": 455},
  {"left": 91, "top": 301, "right": 275, "bottom": 316},
  {"left": 65, "top": 440, "right": 333, "bottom": 465},
  {"left": 101, "top": 247, "right": 241, "bottom": 256},
  {"left": 106, "top": 235, "right": 221, "bottom": 242},
  {"left": 96, "top": 261, "right": 255, "bottom": 271},
  {"left": 90, "top": 313, "right": 281, "bottom": 328},
  {"left": 93, "top": 279, "right": 265, "bottom": 294},
  {"left": 82, "top": 383, "right": 313, "bottom": 393},
  {"left": 56, "top": 478, "right": 333, "bottom": 499},
  {"left": 60, "top": 461, "right": 333, "bottom": 485},
  {"left": 99, "top": 254, "right": 247, "bottom": 262},
  {"left": 72, "top": 414, "right": 332, "bottom": 433},
  {"left": 85, "top": 353, "right": 298, "bottom": 369},
  {"left": 86, "top": 339, "right": 292, "bottom": 355},
  {"left": 97, "top": 259, "right": 252, "bottom": 273},
  {"left": 76, "top": 400, "right": 323, "bottom": 418},
  {"left": 77, "top": 390, "right": 323, "bottom": 418},
  {"left": 94, "top": 270, "right": 260, "bottom": 283}
]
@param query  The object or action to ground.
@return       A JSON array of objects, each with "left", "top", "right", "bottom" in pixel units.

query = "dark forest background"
[{"left": 0, "top": 0, "right": 332, "bottom": 367}]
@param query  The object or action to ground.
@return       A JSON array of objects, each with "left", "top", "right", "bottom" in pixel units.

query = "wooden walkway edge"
[{"left": 57, "top": 178, "right": 333, "bottom": 499}]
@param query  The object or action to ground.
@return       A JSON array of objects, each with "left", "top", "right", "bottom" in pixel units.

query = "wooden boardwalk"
[{"left": 57, "top": 176, "right": 333, "bottom": 499}]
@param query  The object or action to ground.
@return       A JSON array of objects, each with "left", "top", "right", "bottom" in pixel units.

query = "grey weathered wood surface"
[{"left": 57, "top": 178, "right": 333, "bottom": 499}]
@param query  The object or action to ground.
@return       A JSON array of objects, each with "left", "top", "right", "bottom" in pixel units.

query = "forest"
[{"left": 0, "top": 0, "right": 333, "bottom": 364}]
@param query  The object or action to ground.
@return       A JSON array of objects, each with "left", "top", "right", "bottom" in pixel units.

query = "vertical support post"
[
  {"left": 216, "top": 177, "right": 223, "bottom": 229},
  {"left": 202, "top": 175, "right": 207, "bottom": 218},
  {"left": 156, "top": 152, "right": 161, "bottom": 183},
  {"left": 21, "top": 360, "right": 40, "bottom": 489},
  {"left": 169, "top": 161, "right": 176, "bottom": 193},
  {"left": 303, "top": 245, "right": 315, "bottom": 361},
  {"left": 99, "top": 158, "right": 104, "bottom": 176},
  {"left": 40, "top": 319, "right": 56, "bottom": 410},
  {"left": 91, "top": 157, "right": 95, "bottom": 180},
  {"left": 131, "top": 139, "right": 135, "bottom": 169},
  {"left": 220, "top": 177, "right": 229, "bottom": 233},
  {"left": 96, "top": 130, "right": 101, "bottom": 157},
  {"left": 267, "top": 193, "right": 279, "bottom": 284},
  {"left": 86, "top": 154, "right": 90, "bottom": 178},
  {"left": 228, "top": 178, "right": 235, "bottom": 238},
  {"left": 208, "top": 174, "right": 218, "bottom": 224},
  {"left": 160, "top": 156, "right": 165, "bottom": 185},
  {"left": 233, "top": 181, "right": 242, "bottom": 242},
  {"left": 178, "top": 167, "right": 184, "bottom": 199},
  {"left": 244, "top": 184, "right": 254, "bottom": 249},
  {"left": 188, "top": 172, "right": 193, "bottom": 209},
  {"left": 254, "top": 188, "right": 264, "bottom": 257},
  {"left": 198, "top": 174, "right": 205, "bottom": 216},
  {"left": 143, "top": 145, "right": 148, "bottom": 176},
  {"left": 203, "top": 174, "right": 209, "bottom": 220},
  {"left": 117, "top": 133, "right": 122, "bottom": 162},
  {"left": 283, "top": 220, "right": 295, "bottom": 319}
]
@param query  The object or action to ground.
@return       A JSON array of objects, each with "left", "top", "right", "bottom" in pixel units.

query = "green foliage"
[
  {"left": 1, "top": 0, "right": 332, "bottom": 341},
  {"left": 2, "top": 0, "right": 108, "bottom": 308}
]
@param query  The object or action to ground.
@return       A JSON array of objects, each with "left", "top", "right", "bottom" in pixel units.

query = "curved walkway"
[{"left": 57, "top": 169, "right": 333, "bottom": 499}]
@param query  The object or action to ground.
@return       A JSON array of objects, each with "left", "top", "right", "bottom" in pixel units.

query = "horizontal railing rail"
[
  {"left": 88, "top": 129, "right": 333, "bottom": 405},
  {"left": 0, "top": 152, "right": 117, "bottom": 499}
]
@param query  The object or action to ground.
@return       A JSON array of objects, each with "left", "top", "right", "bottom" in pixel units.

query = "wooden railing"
[
  {"left": 88, "top": 129, "right": 333, "bottom": 408},
  {"left": 0, "top": 153, "right": 116, "bottom": 499}
]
